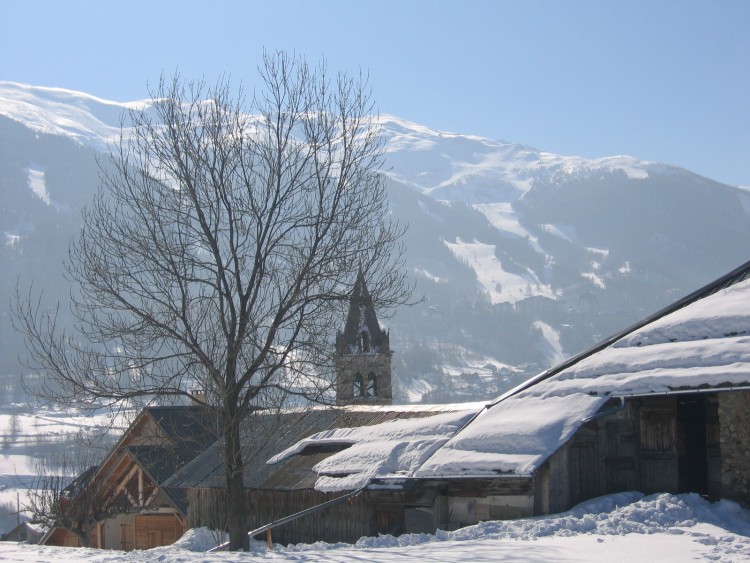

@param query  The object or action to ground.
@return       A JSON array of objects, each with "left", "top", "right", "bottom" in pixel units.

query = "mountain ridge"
[{"left": 1, "top": 81, "right": 748, "bottom": 403}]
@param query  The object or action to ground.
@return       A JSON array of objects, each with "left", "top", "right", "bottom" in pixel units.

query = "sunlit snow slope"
[{"left": 1, "top": 81, "right": 749, "bottom": 402}]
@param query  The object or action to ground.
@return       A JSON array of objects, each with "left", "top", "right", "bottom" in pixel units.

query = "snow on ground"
[
  {"left": 26, "top": 169, "right": 50, "bottom": 205},
  {"left": 473, "top": 202, "right": 532, "bottom": 240},
  {"left": 581, "top": 271, "right": 606, "bottom": 289},
  {"left": 443, "top": 238, "right": 556, "bottom": 305},
  {"left": 438, "top": 351, "right": 521, "bottom": 380},
  {"left": 0, "top": 406, "right": 130, "bottom": 513},
  {"left": 0, "top": 493, "right": 748, "bottom": 561},
  {"left": 532, "top": 321, "right": 566, "bottom": 366},
  {"left": 540, "top": 222, "right": 577, "bottom": 242}
]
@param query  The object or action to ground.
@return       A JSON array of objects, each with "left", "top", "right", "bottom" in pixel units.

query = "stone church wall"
[{"left": 335, "top": 354, "right": 392, "bottom": 405}]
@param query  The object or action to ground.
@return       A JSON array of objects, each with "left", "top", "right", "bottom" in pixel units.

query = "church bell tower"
[{"left": 335, "top": 272, "right": 393, "bottom": 406}]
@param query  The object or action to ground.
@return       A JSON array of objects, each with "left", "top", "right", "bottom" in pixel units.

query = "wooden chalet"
[{"left": 41, "top": 406, "right": 216, "bottom": 550}]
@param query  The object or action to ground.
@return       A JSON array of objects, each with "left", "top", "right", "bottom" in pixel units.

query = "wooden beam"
[{"left": 138, "top": 468, "right": 144, "bottom": 506}]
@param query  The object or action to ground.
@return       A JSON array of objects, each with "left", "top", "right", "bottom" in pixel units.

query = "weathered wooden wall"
[
  {"left": 186, "top": 390, "right": 750, "bottom": 544},
  {"left": 407, "top": 478, "right": 535, "bottom": 530},
  {"left": 543, "top": 391, "right": 747, "bottom": 515},
  {"left": 189, "top": 478, "right": 537, "bottom": 544},
  {"left": 188, "top": 487, "right": 383, "bottom": 545}
]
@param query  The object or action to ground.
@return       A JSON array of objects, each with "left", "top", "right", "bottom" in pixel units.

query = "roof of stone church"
[{"left": 336, "top": 271, "right": 389, "bottom": 354}]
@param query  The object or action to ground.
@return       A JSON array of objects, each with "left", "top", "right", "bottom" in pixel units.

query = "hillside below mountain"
[{"left": 2, "top": 81, "right": 749, "bottom": 403}]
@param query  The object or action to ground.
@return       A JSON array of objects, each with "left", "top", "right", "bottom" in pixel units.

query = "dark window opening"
[
  {"left": 361, "top": 331, "right": 370, "bottom": 352},
  {"left": 677, "top": 395, "right": 708, "bottom": 495}
]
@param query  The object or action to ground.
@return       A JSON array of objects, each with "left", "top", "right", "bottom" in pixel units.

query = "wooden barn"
[
  {"left": 272, "top": 261, "right": 750, "bottom": 537},
  {"left": 165, "top": 404, "right": 475, "bottom": 544},
  {"left": 41, "top": 406, "right": 216, "bottom": 550}
]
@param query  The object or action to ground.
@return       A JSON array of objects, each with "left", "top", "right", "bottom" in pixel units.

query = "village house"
[
  {"left": 43, "top": 273, "right": 474, "bottom": 548},
  {"left": 0, "top": 521, "right": 44, "bottom": 544},
  {"left": 41, "top": 406, "right": 216, "bottom": 549}
]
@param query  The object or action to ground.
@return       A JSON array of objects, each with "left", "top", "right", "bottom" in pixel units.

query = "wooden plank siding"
[
  {"left": 134, "top": 514, "right": 184, "bottom": 550},
  {"left": 639, "top": 397, "right": 679, "bottom": 494},
  {"left": 189, "top": 488, "right": 382, "bottom": 545},
  {"left": 545, "top": 392, "right": 739, "bottom": 516},
  {"left": 188, "top": 478, "right": 537, "bottom": 545},
  {"left": 603, "top": 407, "right": 639, "bottom": 494}
]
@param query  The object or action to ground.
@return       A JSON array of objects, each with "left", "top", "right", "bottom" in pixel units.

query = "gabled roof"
[
  {"left": 122, "top": 445, "right": 196, "bottom": 516},
  {"left": 489, "top": 259, "right": 750, "bottom": 405},
  {"left": 75, "top": 405, "right": 216, "bottom": 512},
  {"left": 62, "top": 465, "right": 98, "bottom": 498},
  {"left": 95, "top": 406, "right": 216, "bottom": 475}
]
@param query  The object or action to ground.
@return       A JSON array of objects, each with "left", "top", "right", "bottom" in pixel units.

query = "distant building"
[
  {"left": 335, "top": 272, "right": 393, "bottom": 405},
  {"left": 0, "top": 522, "right": 44, "bottom": 544}
]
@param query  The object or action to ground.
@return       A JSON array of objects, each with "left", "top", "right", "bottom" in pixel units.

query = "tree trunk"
[
  {"left": 73, "top": 526, "right": 90, "bottom": 548},
  {"left": 224, "top": 408, "right": 249, "bottom": 550}
]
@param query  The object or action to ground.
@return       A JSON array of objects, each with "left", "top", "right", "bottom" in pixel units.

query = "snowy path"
[{"left": 1, "top": 493, "right": 749, "bottom": 562}]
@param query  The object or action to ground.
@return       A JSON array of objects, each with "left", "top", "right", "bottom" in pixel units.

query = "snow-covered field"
[
  {"left": 0, "top": 492, "right": 748, "bottom": 562},
  {"left": 0, "top": 405, "right": 129, "bottom": 512}
]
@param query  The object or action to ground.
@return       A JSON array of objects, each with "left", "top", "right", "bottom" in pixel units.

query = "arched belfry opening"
[
  {"left": 367, "top": 373, "right": 377, "bottom": 398},
  {"left": 335, "top": 272, "right": 393, "bottom": 406},
  {"left": 353, "top": 374, "right": 365, "bottom": 398}
]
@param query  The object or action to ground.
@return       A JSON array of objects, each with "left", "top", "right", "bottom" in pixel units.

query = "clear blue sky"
[{"left": 1, "top": 0, "right": 748, "bottom": 186}]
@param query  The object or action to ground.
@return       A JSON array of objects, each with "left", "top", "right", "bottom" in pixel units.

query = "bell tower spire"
[{"left": 335, "top": 272, "right": 392, "bottom": 405}]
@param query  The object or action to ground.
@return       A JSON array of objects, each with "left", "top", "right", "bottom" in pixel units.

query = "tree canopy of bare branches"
[{"left": 13, "top": 51, "right": 411, "bottom": 550}]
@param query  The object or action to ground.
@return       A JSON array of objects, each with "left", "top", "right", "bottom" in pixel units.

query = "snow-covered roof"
[
  {"left": 417, "top": 268, "right": 750, "bottom": 478},
  {"left": 268, "top": 409, "right": 478, "bottom": 492},
  {"left": 273, "top": 262, "right": 750, "bottom": 489},
  {"left": 415, "top": 393, "right": 606, "bottom": 477}
]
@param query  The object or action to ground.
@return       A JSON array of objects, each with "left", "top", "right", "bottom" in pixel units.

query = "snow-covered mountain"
[{"left": 2, "top": 81, "right": 749, "bottom": 402}]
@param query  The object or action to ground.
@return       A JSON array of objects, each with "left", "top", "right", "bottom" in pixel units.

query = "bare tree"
[
  {"left": 26, "top": 454, "right": 132, "bottom": 548},
  {"left": 13, "top": 51, "right": 410, "bottom": 550}
]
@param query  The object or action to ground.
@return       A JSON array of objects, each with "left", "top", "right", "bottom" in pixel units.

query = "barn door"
[
  {"left": 374, "top": 509, "right": 403, "bottom": 536},
  {"left": 567, "top": 426, "right": 601, "bottom": 505},
  {"left": 134, "top": 514, "right": 182, "bottom": 549},
  {"left": 639, "top": 397, "right": 678, "bottom": 493},
  {"left": 604, "top": 416, "right": 638, "bottom": 493}
]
